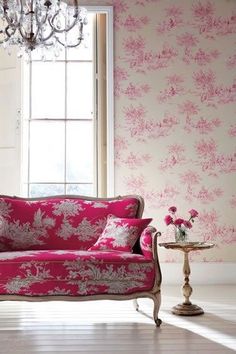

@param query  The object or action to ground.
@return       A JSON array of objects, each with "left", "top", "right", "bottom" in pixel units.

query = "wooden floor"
[{"left": 0, "top": 285, "right": 235, "bottom": 354}]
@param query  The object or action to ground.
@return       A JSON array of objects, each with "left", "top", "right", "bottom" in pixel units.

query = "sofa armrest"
[{"left": 140, "top": 226, "right": 161, "bottom": 260}]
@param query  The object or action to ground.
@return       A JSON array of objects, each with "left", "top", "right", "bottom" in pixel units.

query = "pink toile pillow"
[{"left": 88, "top": 215, "right": 152, "bottom": 252}]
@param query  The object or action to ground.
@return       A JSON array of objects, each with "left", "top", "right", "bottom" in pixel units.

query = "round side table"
[{"left": 159, "top": 242, "right": 215, "bottom": 316}]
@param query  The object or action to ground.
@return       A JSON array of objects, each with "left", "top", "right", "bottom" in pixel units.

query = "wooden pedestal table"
[{"left": 159, "top": 242, "right": 215, "bottom": 316}]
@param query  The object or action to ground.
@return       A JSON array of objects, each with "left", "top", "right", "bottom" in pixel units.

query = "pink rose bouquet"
[{"left": 164, "top": 206, "right": 198, "bottom": 242}]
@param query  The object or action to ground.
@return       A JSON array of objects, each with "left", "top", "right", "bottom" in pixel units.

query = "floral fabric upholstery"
[
  {"left": 0, "top": 197, "right": 140, "bottom": 251},
  {"left": 89, "top": 216, "right": 152, "bottom": 252},
  {"left": 140, "top": 227, "right": 155, "bottom": 260},
  {"left": 0, "top": 250, "right": 155, "bottom": 296}
]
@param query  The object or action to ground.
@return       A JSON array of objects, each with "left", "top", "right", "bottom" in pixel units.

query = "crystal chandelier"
[{"left": 0, "top": 0, "right": 87, "bottom": 56}]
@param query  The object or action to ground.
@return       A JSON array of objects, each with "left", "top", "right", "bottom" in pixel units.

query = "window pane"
[
  {"left": 67, "top": 13, "right": 94, "bottom": 61},
  {"left": 66, "top": 184, "right": 93, "bottom": 196},
  {"left": 29, "top": 184, "right": 64, "bottom": 197},
  {"left": 31, "top": 62, "right": 65, "bottom": 119},
  {"left": 67, "top": 62, "right": 94, "bottom": 119},
  {"left": 66, "top": 121, "right": 94, "bottom": 182},
  {"left": 29, "top": 121, "right": 65, "bottom": 182}
]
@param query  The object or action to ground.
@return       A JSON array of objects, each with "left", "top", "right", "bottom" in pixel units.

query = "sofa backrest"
[{"left": 0, "top": 195, "right": 144, "bottom": 251}]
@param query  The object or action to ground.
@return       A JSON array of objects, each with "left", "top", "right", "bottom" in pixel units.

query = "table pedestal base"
[{"left": 172, "top": 303, "right": 204, "bottom": 316}]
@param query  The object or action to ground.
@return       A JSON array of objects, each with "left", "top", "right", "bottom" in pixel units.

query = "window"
[{"left": 22, "top": 7, "right": 114, "bottom": 198}]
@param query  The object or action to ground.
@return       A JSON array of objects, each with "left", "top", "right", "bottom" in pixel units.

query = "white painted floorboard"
[{"left": 0, "top": 285, "right": 235, "bottom": 354}]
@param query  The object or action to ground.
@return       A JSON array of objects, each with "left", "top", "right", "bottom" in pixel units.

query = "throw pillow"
[{"left": 88, "top": 215, "right": 152, "bottom": 252}]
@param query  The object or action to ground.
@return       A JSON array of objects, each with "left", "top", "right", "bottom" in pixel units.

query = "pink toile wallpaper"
[{"left": 85, "top": 0, "right": 236, "bottom": 262}]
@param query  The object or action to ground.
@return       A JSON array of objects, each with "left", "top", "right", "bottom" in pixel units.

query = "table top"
[{"left": 158, "top": 241, "right": 215, "bottom": 252}]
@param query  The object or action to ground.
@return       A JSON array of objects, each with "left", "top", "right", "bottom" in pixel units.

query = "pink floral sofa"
[{"left": 0, "top": 194, "right": 162, "bottom": 326}]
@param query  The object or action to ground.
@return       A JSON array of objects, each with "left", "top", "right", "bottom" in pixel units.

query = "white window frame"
[
  {"left": 20, "top": 6, "right": 114, "bottom": 197},
  {"left": 91, "top": 6, "right": 114, "bottom": 197}
]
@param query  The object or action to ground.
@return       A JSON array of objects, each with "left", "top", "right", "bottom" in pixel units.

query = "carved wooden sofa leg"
[
  {"left": 133, "top": 299, "right": 139, "bottom": 311},
  {"left": 152, "top": 292, "right": 162, "bottom": 327},
  {"left": 133, "top": 294, "right": 162, "bottom": 327}
]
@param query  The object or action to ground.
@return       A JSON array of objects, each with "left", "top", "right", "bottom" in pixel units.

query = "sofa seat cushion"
[
  {"left": 0, "top": 197, "right": 140, "bottom": 251},
  {"left": 0, "top": 250, "right": 155, "bottom": 296}
]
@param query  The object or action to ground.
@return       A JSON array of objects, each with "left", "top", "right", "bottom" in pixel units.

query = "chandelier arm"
[
  {"left": 28, "top": 0, "right": 40, "bottom": 42},
  {"left": 18, "top": 5, "right": 39, "bottom": 45},
  {"left": 55, "top": 35, "right": 82, "bottom": 48},
  {"left": 50, "top": 12, "right": 78, "bottom": 33},
  {"left": 5, "top": 25, "right": 17, "bottom": 38},
  {"left": 31, "top": 22, "right": 40, "bottom": 41},
  {"left": 0, "top": 30, "right": 10, "bottom": 44},
  {"left": 16, "top": 0, "right": 30, "bottom": 41},
  {"left": 50, "top": 0, "right": 80, "bottom": 33},
  {"left": 3, "top": 8, "right": 19, "bottom": 28},
  {"left": 35, "top": 5, "right": 49, "bottom": 27},
  {"left": 34, "top": 8, "right": 56, "bottom": 42},
  {"left": 39, "top": 29, "right": 55, "bottom": 42},
  {"left": 18, "top": 0, "right": 25, "bottom": 26},
  {"left": 0, "top": 2, "right": 19, "bottom": 43},
  {"left": 18, "top": 24, "right": 30, "bottom": 41}
]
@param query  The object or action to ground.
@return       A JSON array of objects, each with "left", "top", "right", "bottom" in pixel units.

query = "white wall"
[
  {"left": 161, "top": 263, "right": 236, "bottom": 285},
  {"left": 0, "top": 49, "right": 22, "bottom": 195}
]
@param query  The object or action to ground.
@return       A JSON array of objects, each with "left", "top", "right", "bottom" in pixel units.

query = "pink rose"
[
  {"left": 189, "top": 209, "right": 198, "bottom": 218},
  {"left": 164, "top": 215, "right": 173, "bottom": 225},
  {"left": 168, "top": 206, "right": 177, "bottom": 213},
  {"left": 174, "top": 218, "right": 184, "bottom": 226},
  {"left": 183, "top": 220, "right": 192, "bottom": 229}
]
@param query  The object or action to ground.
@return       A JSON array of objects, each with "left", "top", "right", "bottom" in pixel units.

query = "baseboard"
[{"left": 160, "top": 263, "right": 236, "bottom": 285}]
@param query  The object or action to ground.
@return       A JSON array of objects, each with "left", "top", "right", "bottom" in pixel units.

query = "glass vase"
[{"left": 175, "top": 227, "right": 188, "bottom": 243}]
